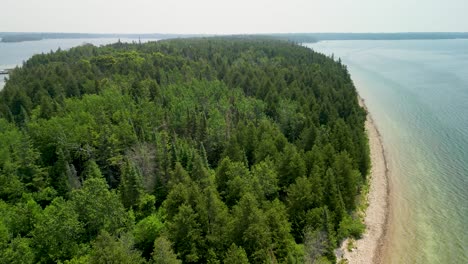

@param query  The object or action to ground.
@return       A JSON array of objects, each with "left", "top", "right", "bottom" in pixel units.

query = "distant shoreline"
[
  {"left": 0, "top": 33, "right": 196, "bottom": 43},
  {"left": 2, "top": 32, "right": 468, "bottom": 43},
  {"left": 337, "top": 96, "right": 391, "bottom": 264},
  {"left": 0, "top": 69, "right": 12, "bottom": 75}
]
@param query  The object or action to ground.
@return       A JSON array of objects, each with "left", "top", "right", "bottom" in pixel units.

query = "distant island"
[{"left": 2, "top": 32, "right": 468, "bottom": 43}]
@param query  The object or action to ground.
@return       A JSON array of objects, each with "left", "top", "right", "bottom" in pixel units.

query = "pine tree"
[{"left": 119, "top": 160, "right": 145, "bottom": 209}]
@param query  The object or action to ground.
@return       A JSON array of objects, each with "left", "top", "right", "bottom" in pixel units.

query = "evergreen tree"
[
  {"left": 152, "top": 236, "right": 181, "bottom": 264},
  {"left": 89, "top": 231, "right": 146, "bottom": 264},
  {"left": 32, "top": 197, "right": 83, "bottom": 263},
  {"left": 119, "top": 160, "right": 145, "bottom": 209},
  {"left": 223, "top": 244, "right": 250, "bottom": 264}
]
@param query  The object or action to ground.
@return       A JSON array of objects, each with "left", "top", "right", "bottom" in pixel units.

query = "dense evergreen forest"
[{"left": 0, "top": 38, "right": 369, "bottom": 263}]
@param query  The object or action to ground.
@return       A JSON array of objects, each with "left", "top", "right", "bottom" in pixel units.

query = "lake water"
[
  {"left": 308, "top": 40, "right": 468, "bottom": 263},
  {"left": 0, "top": 38, "right": 156, "bottom": 90}
]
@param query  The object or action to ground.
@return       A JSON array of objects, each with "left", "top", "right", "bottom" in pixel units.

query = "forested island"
[{"left": 0, "top": 38, "right": 369, "bottom": 263}]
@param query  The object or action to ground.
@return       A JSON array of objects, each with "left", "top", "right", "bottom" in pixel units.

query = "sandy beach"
[{"left": 337, "top": 98, "right": 390, "bottom": 264}]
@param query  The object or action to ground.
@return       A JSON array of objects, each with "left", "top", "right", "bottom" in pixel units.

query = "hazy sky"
[{"left": 1, "top": 0, "right": 467, "bottom": 34}]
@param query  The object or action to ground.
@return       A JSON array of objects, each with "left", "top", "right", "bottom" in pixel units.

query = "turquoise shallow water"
[{"left": 308, "top": 40, "right": 468, "bottom": 263}]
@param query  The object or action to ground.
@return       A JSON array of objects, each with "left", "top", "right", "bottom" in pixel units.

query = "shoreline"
[{"left": 337, "top": 97, "right": 391, "bottom": 263}]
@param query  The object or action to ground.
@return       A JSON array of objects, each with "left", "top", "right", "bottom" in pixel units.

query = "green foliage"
[
  {"left": 168, "top": 204, "right": 202, "bottom": 262},
  {"left": 8, "top": 196, "right": 41, "bottom": 237},
  {"left": 0, "top": 37, "right": 369, "bottom": 263},
  {"left": 223, "top": 244, "right": 250, "bottom": 264},
  {"left": 347, "top": 238, "right": 356, "bottom": 252},
  {"left": 197, "top": 185, "right": 231, "bottom": 257},
  {"left": 0, "top": 237, "right": 35, "bottom": 264},
  {"left": 338, "top": 214, "right": 365, "bottom": 240},
  {"left": 119, "top": 160, "right": 145, "bottom": 209},
  {"left": 277, "top": 144, "right": 306, "bottom": 190},
  {"left": 152, "top": 236, "right": 182, "bottom": 264},
  {"left": 250, "top": 160, "right": 279, "bottom": 201},
  {"left": 134, "top": 213, "right": 165, "bottom": 258},
  {"left": 287, "top": 176, "right": 322, "bottom": 238},
  {"left": 332, "top": 151, "right": 362, "bottom": 211},
  {"left": 32, "top": 197, "right": 84, "bottom": 263},
  {"left": 71, "top": 177, "right": 131, "bottom": 240},
  {"left": 0, "top": 220, "right": 9, "bottom": 246},
  {"left": 88, "top": 231, "right": 146, "bottom": 264},
  {"left": 231, "top": 193, "right": 271, "bottom": 263}
]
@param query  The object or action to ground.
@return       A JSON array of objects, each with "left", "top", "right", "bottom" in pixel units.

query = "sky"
[{"left": 1, "top": 0, "right": 467, "bottom": 34}]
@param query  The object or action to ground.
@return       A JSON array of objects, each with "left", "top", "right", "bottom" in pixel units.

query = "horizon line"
[{"left": 1, "top": 31, "right": 468, "bottom": 35}]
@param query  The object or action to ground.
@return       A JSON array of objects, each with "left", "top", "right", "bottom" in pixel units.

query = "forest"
[{"left": 0, "top": 37, "right": 369, "bottom": 263}]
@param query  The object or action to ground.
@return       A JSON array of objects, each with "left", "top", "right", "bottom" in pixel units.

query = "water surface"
[{"left": 307, "top": 40, "right": 468, "bottom": 263}]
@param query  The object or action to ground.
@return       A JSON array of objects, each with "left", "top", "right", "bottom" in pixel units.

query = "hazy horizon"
[
  {"left": 2, "top": 31, "right": 468, "bottom": 35},
  {"left": 1, "top": 0, "right": 467, "bottom": 34}
]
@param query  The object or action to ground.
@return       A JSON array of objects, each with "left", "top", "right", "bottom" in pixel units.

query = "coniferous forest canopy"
[{"left": 0, "top": 38, "right": 369, "bottom": 263}]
